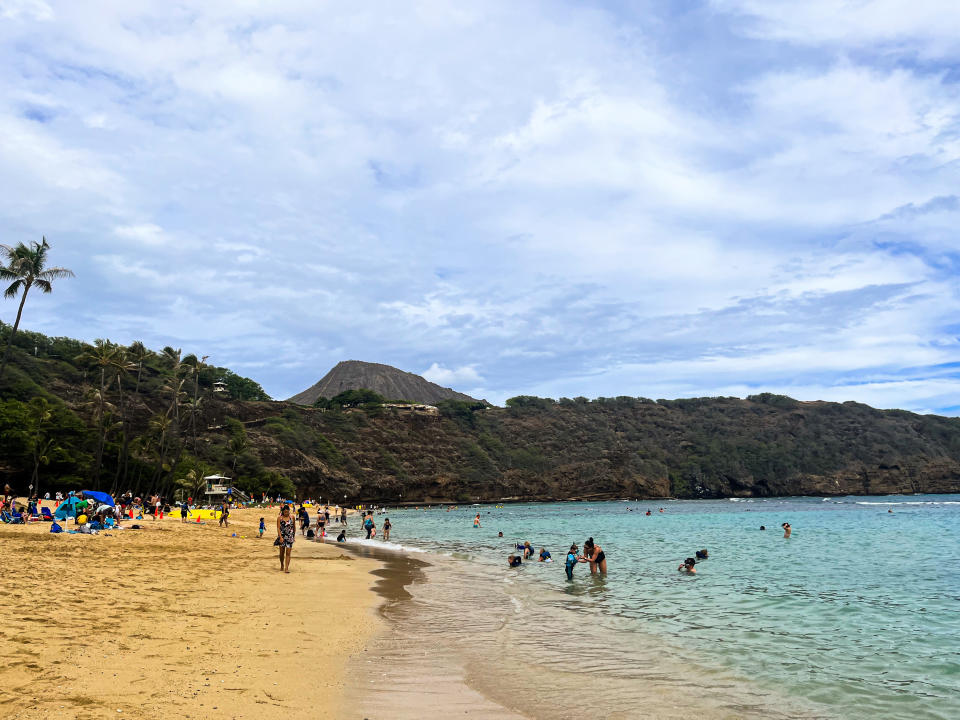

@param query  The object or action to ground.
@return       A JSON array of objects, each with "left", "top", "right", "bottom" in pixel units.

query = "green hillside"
[{"left": 3, "top": 324, "right": 960, "bottom": 503}]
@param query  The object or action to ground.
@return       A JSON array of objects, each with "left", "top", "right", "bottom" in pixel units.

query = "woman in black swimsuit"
[{"left": 584, "top": 537, "right": 607, "bottom": 575}]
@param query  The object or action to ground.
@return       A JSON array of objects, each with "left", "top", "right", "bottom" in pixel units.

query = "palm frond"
[{"left": 3, "top": 279, "right": 23, "bottom": 298}]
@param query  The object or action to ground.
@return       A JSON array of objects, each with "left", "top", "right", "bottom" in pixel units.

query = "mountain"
[
  {"left": 3, "top": 324, "right": 960, "bottom": 504},
  {"left": 287, "top": 360, "right": 479, "bottom": 406}
]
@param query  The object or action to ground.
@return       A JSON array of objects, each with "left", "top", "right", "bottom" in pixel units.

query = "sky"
[{"left": 1, "top": 1, "right": 960, "bottom": 411}]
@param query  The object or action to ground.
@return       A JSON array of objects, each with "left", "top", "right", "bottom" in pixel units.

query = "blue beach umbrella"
[
  {"left": 53, "top": 496, "right": 81, "bottom": 519},
  {"left": 82, "top": 490, "right": 116, "bottom": 506}
]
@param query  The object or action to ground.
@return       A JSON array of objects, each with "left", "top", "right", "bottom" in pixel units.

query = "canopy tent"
[
  {"left": 82, "top": 490, "right": 116, "bottom": 506},
  {"left": 53, "top": 496, "right": 81, "bottom": 520}
]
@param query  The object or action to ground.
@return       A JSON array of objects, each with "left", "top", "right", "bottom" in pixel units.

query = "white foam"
[
  {"left": 854, "top": 501, "right": 960, "bottom": 505},
  {"left": 344, "top": 538, "right": 428, "bottom": 552}
]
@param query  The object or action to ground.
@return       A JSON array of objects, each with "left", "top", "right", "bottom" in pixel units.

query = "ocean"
[{"left": 339, "top": 495, "right": 960, "bottom": 719}]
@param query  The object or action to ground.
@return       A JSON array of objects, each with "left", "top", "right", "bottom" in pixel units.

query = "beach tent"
[
  {"left": 82, "top": 490, "right": 116, "bottom": 506},
  {"left": 53, "top": 496, "right": 81, "bottom": 519}
]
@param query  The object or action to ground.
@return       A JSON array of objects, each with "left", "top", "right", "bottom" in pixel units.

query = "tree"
[
  {"left": 228, "top": 434, "right": 248, "bottom": 473},
  {"left": 182, "top": 354, "right": 209, "bottom": 452},
  {"left": 76, "top": 339, "right": 120, "bottom": 486},
  {"left": 0, "top": 237, "right": 74, "bottom": 383}
]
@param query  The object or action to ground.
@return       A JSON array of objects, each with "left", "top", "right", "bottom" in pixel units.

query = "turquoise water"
[{"left": 355, "top": 495, "right": 960, "bottom": 719}]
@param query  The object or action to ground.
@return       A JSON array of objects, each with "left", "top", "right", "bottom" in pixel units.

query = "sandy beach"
[{"left": 0, "top": 506, "right": 381, "bottom": 720}]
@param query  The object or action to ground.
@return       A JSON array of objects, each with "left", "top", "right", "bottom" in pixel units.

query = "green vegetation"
[{"left": 0, "top": 237, "right": 74, "bottom": 384}]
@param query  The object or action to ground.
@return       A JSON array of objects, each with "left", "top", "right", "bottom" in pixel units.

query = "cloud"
[
  {"left": 422, "top": 363, "right": 483, "bottom": 387},
  {"left": 1, "top": 1, "right": 959, "bottom": 412}
]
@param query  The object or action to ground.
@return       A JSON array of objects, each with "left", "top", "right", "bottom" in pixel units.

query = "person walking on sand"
[
  {"left": 276, "top": 504, "right": 296, "bottom": 572},
  {"left": 219, "top": 501, "right": 230, "bottom": 527}
]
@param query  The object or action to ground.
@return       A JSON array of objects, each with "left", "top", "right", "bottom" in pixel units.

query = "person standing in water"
[
  {"left": 473, "top": 513, "right": 482, "bottom": 528},
  {"left": 782, "top": 522, "right": 792, "bottom": 538},
  {"left": 276, "top": 504, "right": 296, "bottom": 573},
  {"left": 565, "top": 544, "right": 583, "bottom": 581},
  {"left": 383, "top": 517, "right": 391, "bottom": 541},
  {"left": 583, "top": 537, "right": 607, "bottom": 575}
]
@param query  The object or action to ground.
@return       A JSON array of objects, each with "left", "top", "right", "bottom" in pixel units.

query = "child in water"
[
  {"left": 565, "top": 544, "right": 584, "bottom": 580},
  {"left": 508, "top": 555, "right": 522, "bottom": 567},
  {"left": 258, "top": 518, "right": 265, "bottom": 538},
  {"left": 539, "top": 548, "right": 552, "bottom": 562},
  {"left": 678, "top": 558, "right": 697, "bottom": 574}
]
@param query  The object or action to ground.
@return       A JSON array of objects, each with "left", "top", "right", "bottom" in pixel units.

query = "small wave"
[
  {"left": 347, "top": 538, "right": 428, "bottom": 552},
  {"left": 854, "top": 501, "right": 960, "bottom": 506}
]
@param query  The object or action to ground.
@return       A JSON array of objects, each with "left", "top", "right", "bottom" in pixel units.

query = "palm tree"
[
  {"left": 229, "top": 434, "right": 248, "bottom": 473},
  {"left": 25, "top": 397, "right": 57, "bottom": 498},
  {"left": 182, "top": 354, "right": 209, "bottom": 451},
  {"left": 109, "top": 349, "right": 137, "bottom": 493},
  {"left": 76, "top": 339, "right": 120, "bottom": 485},
  {"left": 0, "top": 237, "right": 74, "bottom": 383},
  {"left": 128, "top": 341, "right": 149, "bottom": 395}
]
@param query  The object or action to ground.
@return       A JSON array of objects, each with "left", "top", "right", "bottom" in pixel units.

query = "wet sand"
[{"left": 0, "top": 506, "right": 381, "bottom": 720}]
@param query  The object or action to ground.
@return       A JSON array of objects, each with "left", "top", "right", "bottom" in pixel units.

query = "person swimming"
[
  {"left": 498, "top": 531, "right": 503, "bottom": 537},
  {"left": 678, "top": 557, "right": 697, "bottom": 574},
  {"left": 760, "top": 525, "right": 766, "bottom": 530},
  {"left": 645, "top": 510, "right": 651, "bottom": 516},
  {"left": 539, "top": 548, "right": 552, "bottom": 562},
  {"left": 695, "top": 549, "right": 708, "bottom": 560},
  {"left": 522, "top": 541, "right": 534, "bottom": 560},
  {"left": 508, "top": 554, "right": 522, "bottom": 568}
]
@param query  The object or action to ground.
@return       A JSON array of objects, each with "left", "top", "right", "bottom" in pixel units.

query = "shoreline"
[{"left": 0, "top": 507, "right": 383, "bottom": 720}]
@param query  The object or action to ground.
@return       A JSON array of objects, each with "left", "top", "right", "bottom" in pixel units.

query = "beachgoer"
[
  {"left": 678, "top": 558, "right": 696, "bottom": 574},
  {"left": 584, "top": 537, "right": 607, "bottom": 575},
  {"left": 337, "top": 529, "right": 346, "bottom": 542},
  {"left": 317, "top": 512, "right": 326, "bottom": 539},
  {"left": 474, "top": 513, "right": 481, "bottom": 528},
  {"left": 383, "top": 518, "right": 391, "bottom": 541},
  {"left": 695, "top": 549, "right": 708, "bottom": 560},
  {"left": 888, "top": 509, "right": 893, "bottom": 514},
  {"left": 659, "top": 507, "right": 664, "bottom": 513},
  {"left": 539, "top": 548, "right": 551, "bottom": 562},
  {"left": 565, "top": 544, "right": 582, "bottom": 580},
  {"left": 276, "top": 505, "right": 296, "bottom": 572},
  {"left": 297, "top": 503, "right": 310, "bottom": 535},
  {"left": 341, "top": 507, "right": 347, "bottom": 525},
  {"left": 760, "top": 525, "right": 766, "bottom": 531},
  {"left": 508, "top": 555, "right": 522, "bottom": 567},
  {"left": 219, "top": 502, "right": 230, "bottom": 527},
  {"left": 498, "top": 531, "right": 503, "bottom": 537},
  {"left": 523, "top": 541, "right": 534, "bottom": 560},
  {"left": 363, "top": 513, "right": 375, "bottom": 539},
  {"left": 180, "top": 501, "right": 189, "bottom": 523},
  {"left": 782, "top": 522, "right": 791, "bottom": 539},
  {"left": 645, "top": 510, "right": 651, "bottom": 516},
  {"left": 259, "top": 518, "right": 265, "bottom": 538}
]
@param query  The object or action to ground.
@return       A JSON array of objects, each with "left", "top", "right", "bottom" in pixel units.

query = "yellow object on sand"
[
  {"left": 77, "top": 514, "right": 87, "bottom": 524},
  {"left": 177, "top": 509, "right": 222, "bottom": 520}
]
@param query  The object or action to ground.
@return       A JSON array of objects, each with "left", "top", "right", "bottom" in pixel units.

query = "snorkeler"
[
  {"left": 508, "top": 554, "right": 522, "bottom": 567},
  {"left": 522, "top": 541, "right": 534, "bottom": 560},
  {"left": 695, "top": 549, "right": 708, "bottom": 560},
  {"left": 539, "top": 548, "right": 552, "bottom": 562},
  {"left": 678, "top": 557, "right": 697, "bottom": 574},
  {"left": 782, "top": 522, "right": 792, "bottom": 538}
]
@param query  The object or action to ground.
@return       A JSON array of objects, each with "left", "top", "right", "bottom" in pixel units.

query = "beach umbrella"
[
  {"left": 53, "top": 496, "right": 80, "bottom": 520},
  {"left": 82, "top": 490, "right": 116, "bottom": 506}
]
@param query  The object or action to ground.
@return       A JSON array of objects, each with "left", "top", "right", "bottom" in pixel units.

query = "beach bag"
[{"left": 273, "top": 536, "right": 282, "bottom": 546}]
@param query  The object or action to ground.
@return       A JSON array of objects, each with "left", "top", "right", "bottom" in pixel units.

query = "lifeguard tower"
[{"left": 203, "top": 475, "right": 251, "bottom": 504}]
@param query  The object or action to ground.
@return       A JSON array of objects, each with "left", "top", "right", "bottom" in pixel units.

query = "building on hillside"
[
  {"left": 212, "top": 380, "right": 229, "bottom": 395},
  {"left": 382, "top": 403, "right": 440, "bottom": 415}
]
